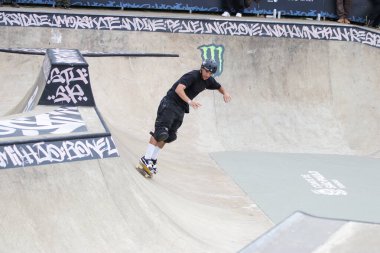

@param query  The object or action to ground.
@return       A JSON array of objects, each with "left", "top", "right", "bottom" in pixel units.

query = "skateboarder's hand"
[
  {"left": 223, "top": 93, "right": 231, "bottom": 103},
  {"left": 188, "top": 100, "right": 202, "bottom": 109}
]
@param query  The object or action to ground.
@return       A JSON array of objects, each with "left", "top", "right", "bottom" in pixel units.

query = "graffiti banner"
[
  {"left": 0, "top": 136, "right": 119, "bottom": 169},
  {"left": 0, "top": 12, "right": 379, "bottom": 48},
  {"left": 38, "top": 49, "right": 96, "bottom": 106}
]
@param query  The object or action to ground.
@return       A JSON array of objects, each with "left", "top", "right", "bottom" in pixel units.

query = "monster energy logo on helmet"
[{"left": 198, "top": 44, "right": 224, "bottom": 77}]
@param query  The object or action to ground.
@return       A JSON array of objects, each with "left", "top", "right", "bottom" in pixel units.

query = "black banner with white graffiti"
[
  {"left": 0, "top": 12, "right": 379, "bottom": 48},
  {"left": 0, "top": 136, "right": 119, "bottom": 169},
  {"left": 38, "top": 49, "right": 96, "bottom": 106},
  {"left": 39, "top": 65, "right": 95, "bottom": 106}
]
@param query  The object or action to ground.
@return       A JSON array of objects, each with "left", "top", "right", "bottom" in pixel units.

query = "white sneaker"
[
  {"left": 222, "top": 11, "right": 230, "bottom": 17},
  {"left": 236, "top": 13, "right": 242, "bottom": 17},
  {"left": 140, "top": 156, "right": 153, "bottom": 172}
]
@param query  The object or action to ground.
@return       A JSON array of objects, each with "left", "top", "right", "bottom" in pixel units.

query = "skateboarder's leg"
[{"left": 141, "top": 97, "right": 184, "bottom": 172}]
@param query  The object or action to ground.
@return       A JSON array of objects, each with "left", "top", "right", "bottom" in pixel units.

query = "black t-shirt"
[{"left": 165, "top": 70, "right": 222, "bottom": 113}]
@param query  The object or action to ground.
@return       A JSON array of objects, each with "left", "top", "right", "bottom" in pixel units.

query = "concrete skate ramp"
[
  {"left": 0, "top": 52, "right": 272, "bottom": 252},
  {"left": 0, "top": 9, "right": 379, "bottom": 253}
]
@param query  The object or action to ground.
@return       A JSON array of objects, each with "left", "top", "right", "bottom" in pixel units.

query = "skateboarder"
[{"left": 140, "top": 59, "right": 231, "bottom": 173}]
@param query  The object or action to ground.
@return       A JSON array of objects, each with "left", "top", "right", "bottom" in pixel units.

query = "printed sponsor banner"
[
  {"left": 38, "top": 49, "right": 96, "bottom": 106},
  {"left": 39, "top": 64, "right": 95, "bottom": 106},
  {"left": 0, "top": 12, "right": 378, "bottom": 48},
  {"left": 0, "top": 136, "right": 119, "bottom": 169}
]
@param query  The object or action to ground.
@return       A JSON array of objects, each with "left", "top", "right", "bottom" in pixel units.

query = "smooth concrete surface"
[
  {"left": 0, "top": 6, "right": 379, "bottom": 253},
  {"left": 212, "top": 151, "right": 380, "bottom": 223},
  {"left": 240, "top": 212, "right": 380, "bottom": 253}
]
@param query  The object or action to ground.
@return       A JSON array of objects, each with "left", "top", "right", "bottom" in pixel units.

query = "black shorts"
[{"left": 154, "top": 97, "right": 185, "bottom": 137}]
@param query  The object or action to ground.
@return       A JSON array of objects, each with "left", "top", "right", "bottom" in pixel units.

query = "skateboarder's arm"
[
  {"left": 175, "top": 83, "right": 201, "bottom": 109},
  {"left": 218, "top": 86, "right": 232, "bottom": 103}
]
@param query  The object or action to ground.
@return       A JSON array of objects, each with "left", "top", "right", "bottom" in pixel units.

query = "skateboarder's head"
[
  {"left": 201, "top": 59, "right": 217, "bottom": 80},
  {"left": 201, "top": 59, "right": 217, "bottom": 74}
]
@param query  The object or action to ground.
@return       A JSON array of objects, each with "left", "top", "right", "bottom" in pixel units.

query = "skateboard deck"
[{"left": 136, "top": 162, "right": 153, "bottom": 178}]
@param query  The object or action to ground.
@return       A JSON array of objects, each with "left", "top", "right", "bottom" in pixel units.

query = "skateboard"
[{"left": 136, "top": 162, "right": 153, "bottom": 178}]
